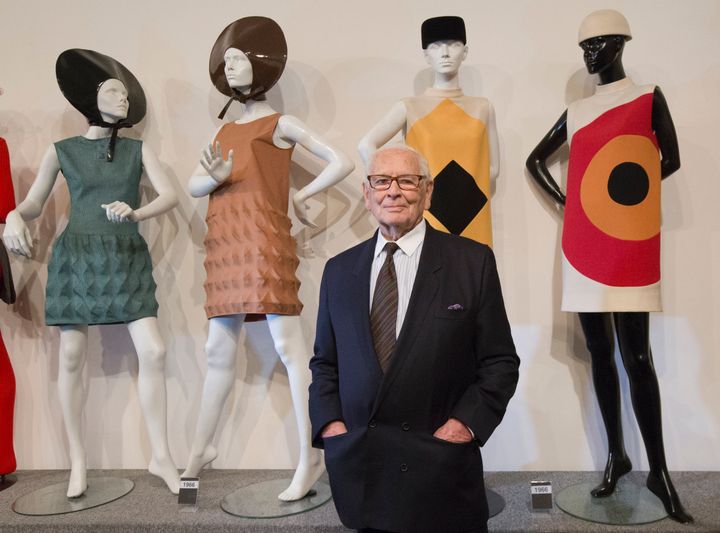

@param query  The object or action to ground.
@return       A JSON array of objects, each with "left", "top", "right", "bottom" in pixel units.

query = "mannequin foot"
[
  {"left": 67, "top": 462, "right": 87, "bottom": 498},
  {"left": 591, "top": 453, "right": 632, "bottom": 497},
  {"left": 181, "top": 445, "right": 217, "bottom": 479},
  {"left": 647, "top": 470, "right": 694, "bottom": 523},
  {"left": 149, "top": 456, "right": 181, "bottom": 494},
  {"left": 278, "top": 451, "right": 325, "bottom": 501}
]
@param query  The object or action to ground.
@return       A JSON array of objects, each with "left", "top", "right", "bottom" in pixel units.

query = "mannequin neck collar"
[
  {"left": 595, "top": 76, "right": 634, "bottom": 96},
  {"left": 424, "top": 87, "right": 464, "bottom": 98}
]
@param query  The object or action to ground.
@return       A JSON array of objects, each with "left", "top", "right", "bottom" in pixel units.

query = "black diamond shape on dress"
[{"left": 428, "top": 160, "right": 486, "bottom": 235}]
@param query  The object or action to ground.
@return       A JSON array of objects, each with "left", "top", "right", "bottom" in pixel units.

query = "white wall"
[{"left": 1, "top": 0, "right": 718, "bottom": 473}]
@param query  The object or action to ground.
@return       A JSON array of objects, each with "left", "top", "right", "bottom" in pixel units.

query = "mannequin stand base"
[
  {"left": 0, "top": 474, "right": 18, "bottom": 492},
  {"left": 555, "top": 479, "right": 666, "bottom": 525},
  {"left": 12, "top": 476, "right": 134, "bottom": 516},
  {"left": 487, "top": 487, "right": 505, "bottom": 517},
  {"left": 221, "top": 478, "right": 331, "bottom": 518}
]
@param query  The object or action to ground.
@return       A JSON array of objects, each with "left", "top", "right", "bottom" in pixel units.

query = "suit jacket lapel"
[
  {"left": 352, "top": 231, "right": 383, "bottom": 377},
  {"left": 372, "top": 225, "right": 444, "bottom": 414}
]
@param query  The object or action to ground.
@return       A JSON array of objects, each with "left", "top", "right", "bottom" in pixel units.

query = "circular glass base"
[
  {"left": 221, "top": 478, "right": 332, "bottom": 518},
  {"left": 487, "top": 488, "right": 505, "bottom": 517},
  {"left": 0, "top": 474, "right": 18, "bottom": 492},
  {"left": 12, "top": 476, "right": 134, "bottom": 516},
  {"left": 556, "top": 479, "right": 667, "bottom": 525}
]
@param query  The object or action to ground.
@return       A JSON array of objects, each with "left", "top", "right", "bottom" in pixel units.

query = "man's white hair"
[{"left": 368, "top": 144, "right": 431, "bottom": 180}]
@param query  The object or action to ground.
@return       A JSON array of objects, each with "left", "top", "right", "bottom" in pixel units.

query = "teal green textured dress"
[{"left": 45, "top": 136, "right": 158, "bottom": 326}]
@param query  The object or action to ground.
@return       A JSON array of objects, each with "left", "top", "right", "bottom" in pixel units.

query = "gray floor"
[{"left": 0, "top": 470, "right": 717, "bottom": 532}]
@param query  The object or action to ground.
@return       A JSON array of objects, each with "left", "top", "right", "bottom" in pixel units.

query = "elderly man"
[{"left": 309, "top": 144, "right": 519, "bottom": 533}]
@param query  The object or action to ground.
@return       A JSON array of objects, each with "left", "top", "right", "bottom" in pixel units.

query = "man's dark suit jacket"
[{"left": 309, "top": 225, "right": 519, "bottom": 533}]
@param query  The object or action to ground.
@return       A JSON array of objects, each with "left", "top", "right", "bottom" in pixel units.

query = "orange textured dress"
[{"left": 203, "top": 113, "right": 302, "bottom": 321}]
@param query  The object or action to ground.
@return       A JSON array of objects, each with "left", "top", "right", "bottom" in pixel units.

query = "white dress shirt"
[{"left": 369, "top": 220, "right": 426, "bottom": 338}]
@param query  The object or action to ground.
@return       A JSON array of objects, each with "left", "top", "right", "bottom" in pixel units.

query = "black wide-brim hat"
[
  {"left": 209, "top": 16, "right": 287, "bottom": 99},
  {"left": 56, "top": 49, "right": 146, "bottom": 126},
  {"left": 421, "top": 16, "right": 467, "bottom": 49}
]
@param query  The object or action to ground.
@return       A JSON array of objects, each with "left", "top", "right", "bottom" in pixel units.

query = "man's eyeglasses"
[{"left": 367, "top": 174, "right": 424, "bottom": 191}]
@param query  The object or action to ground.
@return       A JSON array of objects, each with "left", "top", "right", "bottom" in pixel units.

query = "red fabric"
[
  {"left": 563, "top": 94, "right": 660, "bottom": 287},
  {"left": 0, "top": 137, "right": 17, "bottom": 474},
  {"left": 0, "top": 138, "right": 16, "bottom": 222},
  {"left": 0, "top": 332, "right": 16, "bottom": 475}
]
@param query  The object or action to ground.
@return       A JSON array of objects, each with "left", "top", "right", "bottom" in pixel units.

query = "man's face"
[
  {"left": 424, "top": 39, "right": 467, "bottom": 76},
  {"left": 364, "top": 149, "right": 433, "bottom": 239}
]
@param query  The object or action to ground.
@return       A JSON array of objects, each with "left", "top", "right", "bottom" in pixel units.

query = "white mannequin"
[
  {"left": 357, "top": 40, "right": 499, "bottom": 177},
  {"left": 2, "top": 79, "right": 180, "bottom": 497},
  {"left": 184, "top": 47, "right": 354, "bottom": 501}
]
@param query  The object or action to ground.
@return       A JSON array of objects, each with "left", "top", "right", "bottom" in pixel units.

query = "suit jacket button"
[
  {"left": 400, "top": 463, "right": 408, "bottom": 472},
  {"left": 368, "top": 419, "right": 377, "bottom": 429},
  {"left": 401, "top": 422, "right": 410, "bottom": 431}
]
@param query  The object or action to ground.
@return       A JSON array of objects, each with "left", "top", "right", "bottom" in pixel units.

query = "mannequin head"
[
  {"left": 223, "top": 47, "right": 253, "bottom": 93},
  {"left": 56, "top": 49, "right": 146, "bottom": 126},
  {"left": 578, "top": 9, "right": 631, "bottom": 84},
  {"left": 424, "top": 40, "right": 468, "bottom": 76},
  {"left": 421, "top": 16, "right": 468, "bottom": 84},
  {"left": 96, "top": 79, "right": 129, "bottom": 124},
  {"left": 580, "top": 35, "right": 626, "bottom": 75},
  {"left": 209, "top": 16, "right": 287, "bottom": 103}
]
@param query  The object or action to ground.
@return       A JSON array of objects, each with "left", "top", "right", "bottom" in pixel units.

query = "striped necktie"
[{"left": 370, "top": 242, "right": 400, "bottom": 372}]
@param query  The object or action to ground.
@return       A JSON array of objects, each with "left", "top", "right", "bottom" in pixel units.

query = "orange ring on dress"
[{"left": 580, "top": 134, "right": 661, "bottom": 241}]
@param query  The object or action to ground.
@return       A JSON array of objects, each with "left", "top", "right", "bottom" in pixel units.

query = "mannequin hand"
[
  {"left": 200, "top": 141, "right": 234, "bottom": 184},
  {"left": 321, "top": 420, "right": 347, "bottom": 438},
  {"left": 433, "top": 418, "right": 473, "bottom": 444},
  {"left": 101, "top": 202, "right": 135, "bottom": 223},
  {"left": 292, "top": 192, "right": 318, "bottom": 229},
  {"left": 2, "top": 210, "right": 34, "bottom": 257}
]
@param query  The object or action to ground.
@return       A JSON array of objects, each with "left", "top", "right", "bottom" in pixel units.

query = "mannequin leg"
[
  {"left": 182, "top": 314, "right": 245, "bottom": 478},
  {"left": 0, "top": 332, "right": 17, "bottom": 476},
  {"left": 127, "top": 317, "right": 180, "bottom": 494},
  {"left": 266, "top": 314, "right": 325, "bottom": 501},
  {"left": 58, "top": 325, "right": 89, "bottom": 498},
  {"left": 578, "top": 312, "right": 632, "bottom": 497},
  {"left": 614, "top": 313, "right": 692, "bottom": 523}
]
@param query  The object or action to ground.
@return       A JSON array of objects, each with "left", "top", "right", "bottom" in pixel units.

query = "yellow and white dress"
[{"left": 404, "top": 87, "right": 495, "bottom": 246}]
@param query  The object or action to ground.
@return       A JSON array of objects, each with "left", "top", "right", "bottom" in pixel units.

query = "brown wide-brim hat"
[
  {"left": 209, "top": 16, "right": 287, "bottom": 98},
  {"left": 56, "top": 49, "right": 146, "bottom": 125}
]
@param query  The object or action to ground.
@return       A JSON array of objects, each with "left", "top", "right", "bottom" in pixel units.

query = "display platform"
[
  {"left": 12, "top": 477, "right": 134, "bottom": 516},
  {"left": 487, "top": 488, "right": 505, "bottom": 518},
  {"left": 221, "top": 478, "right": 331, "bottom": 518},
  {"left": 0, "top": 469, "right": 716, "bottom": 532},
  {"left": 0, "top": 474, "right": 17, "bottom": 492},
  {"left": 555, "top": 479, "right": 666, "bottom": 525}
]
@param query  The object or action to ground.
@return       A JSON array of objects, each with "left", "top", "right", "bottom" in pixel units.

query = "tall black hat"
[
  {"left": 209, "top": 16, "right": 288, "bottom": 119},
  {"left": 421, "top": 16, "right": 467, "bottom": 49},
  {"left": 56, "top": 49, "right": 146, "bottom": 161}
]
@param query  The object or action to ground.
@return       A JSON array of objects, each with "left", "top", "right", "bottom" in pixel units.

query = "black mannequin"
[{"left": 526, "top": 34, "right": 692, "bottom": 524}]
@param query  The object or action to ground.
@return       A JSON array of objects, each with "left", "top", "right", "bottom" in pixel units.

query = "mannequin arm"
[
  {"left": 487, "top": 103, "right": 500, "bottom": 180},
  {"left": 525, "top": 110, "right": 568, "bottom": 206},
  {"left": 188, "top": 126, "right": 227, "bottom": 198},
  {"left": 357, "top": 101, "right": 407, "bottom": 169},
  {"left": 2, "top": 145, "right": 60, "bottom": 257},
  {"left": 652, "top": 87, "right": 680, "bottom": 179},
  {"left": 14, "top": 145, "right": 60, "bottom": 220},
  {"left": 275, "top": 115, "right": 355, "bottom": 227},
  {"left": 101, "top": 144, "right": 178, "bottom": 223},
  {"left": 132, "top": 144, "right": 178, "bottom": 221},
  {"left": 188, "top": 163, "right": 223, "bottom": 198}
]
